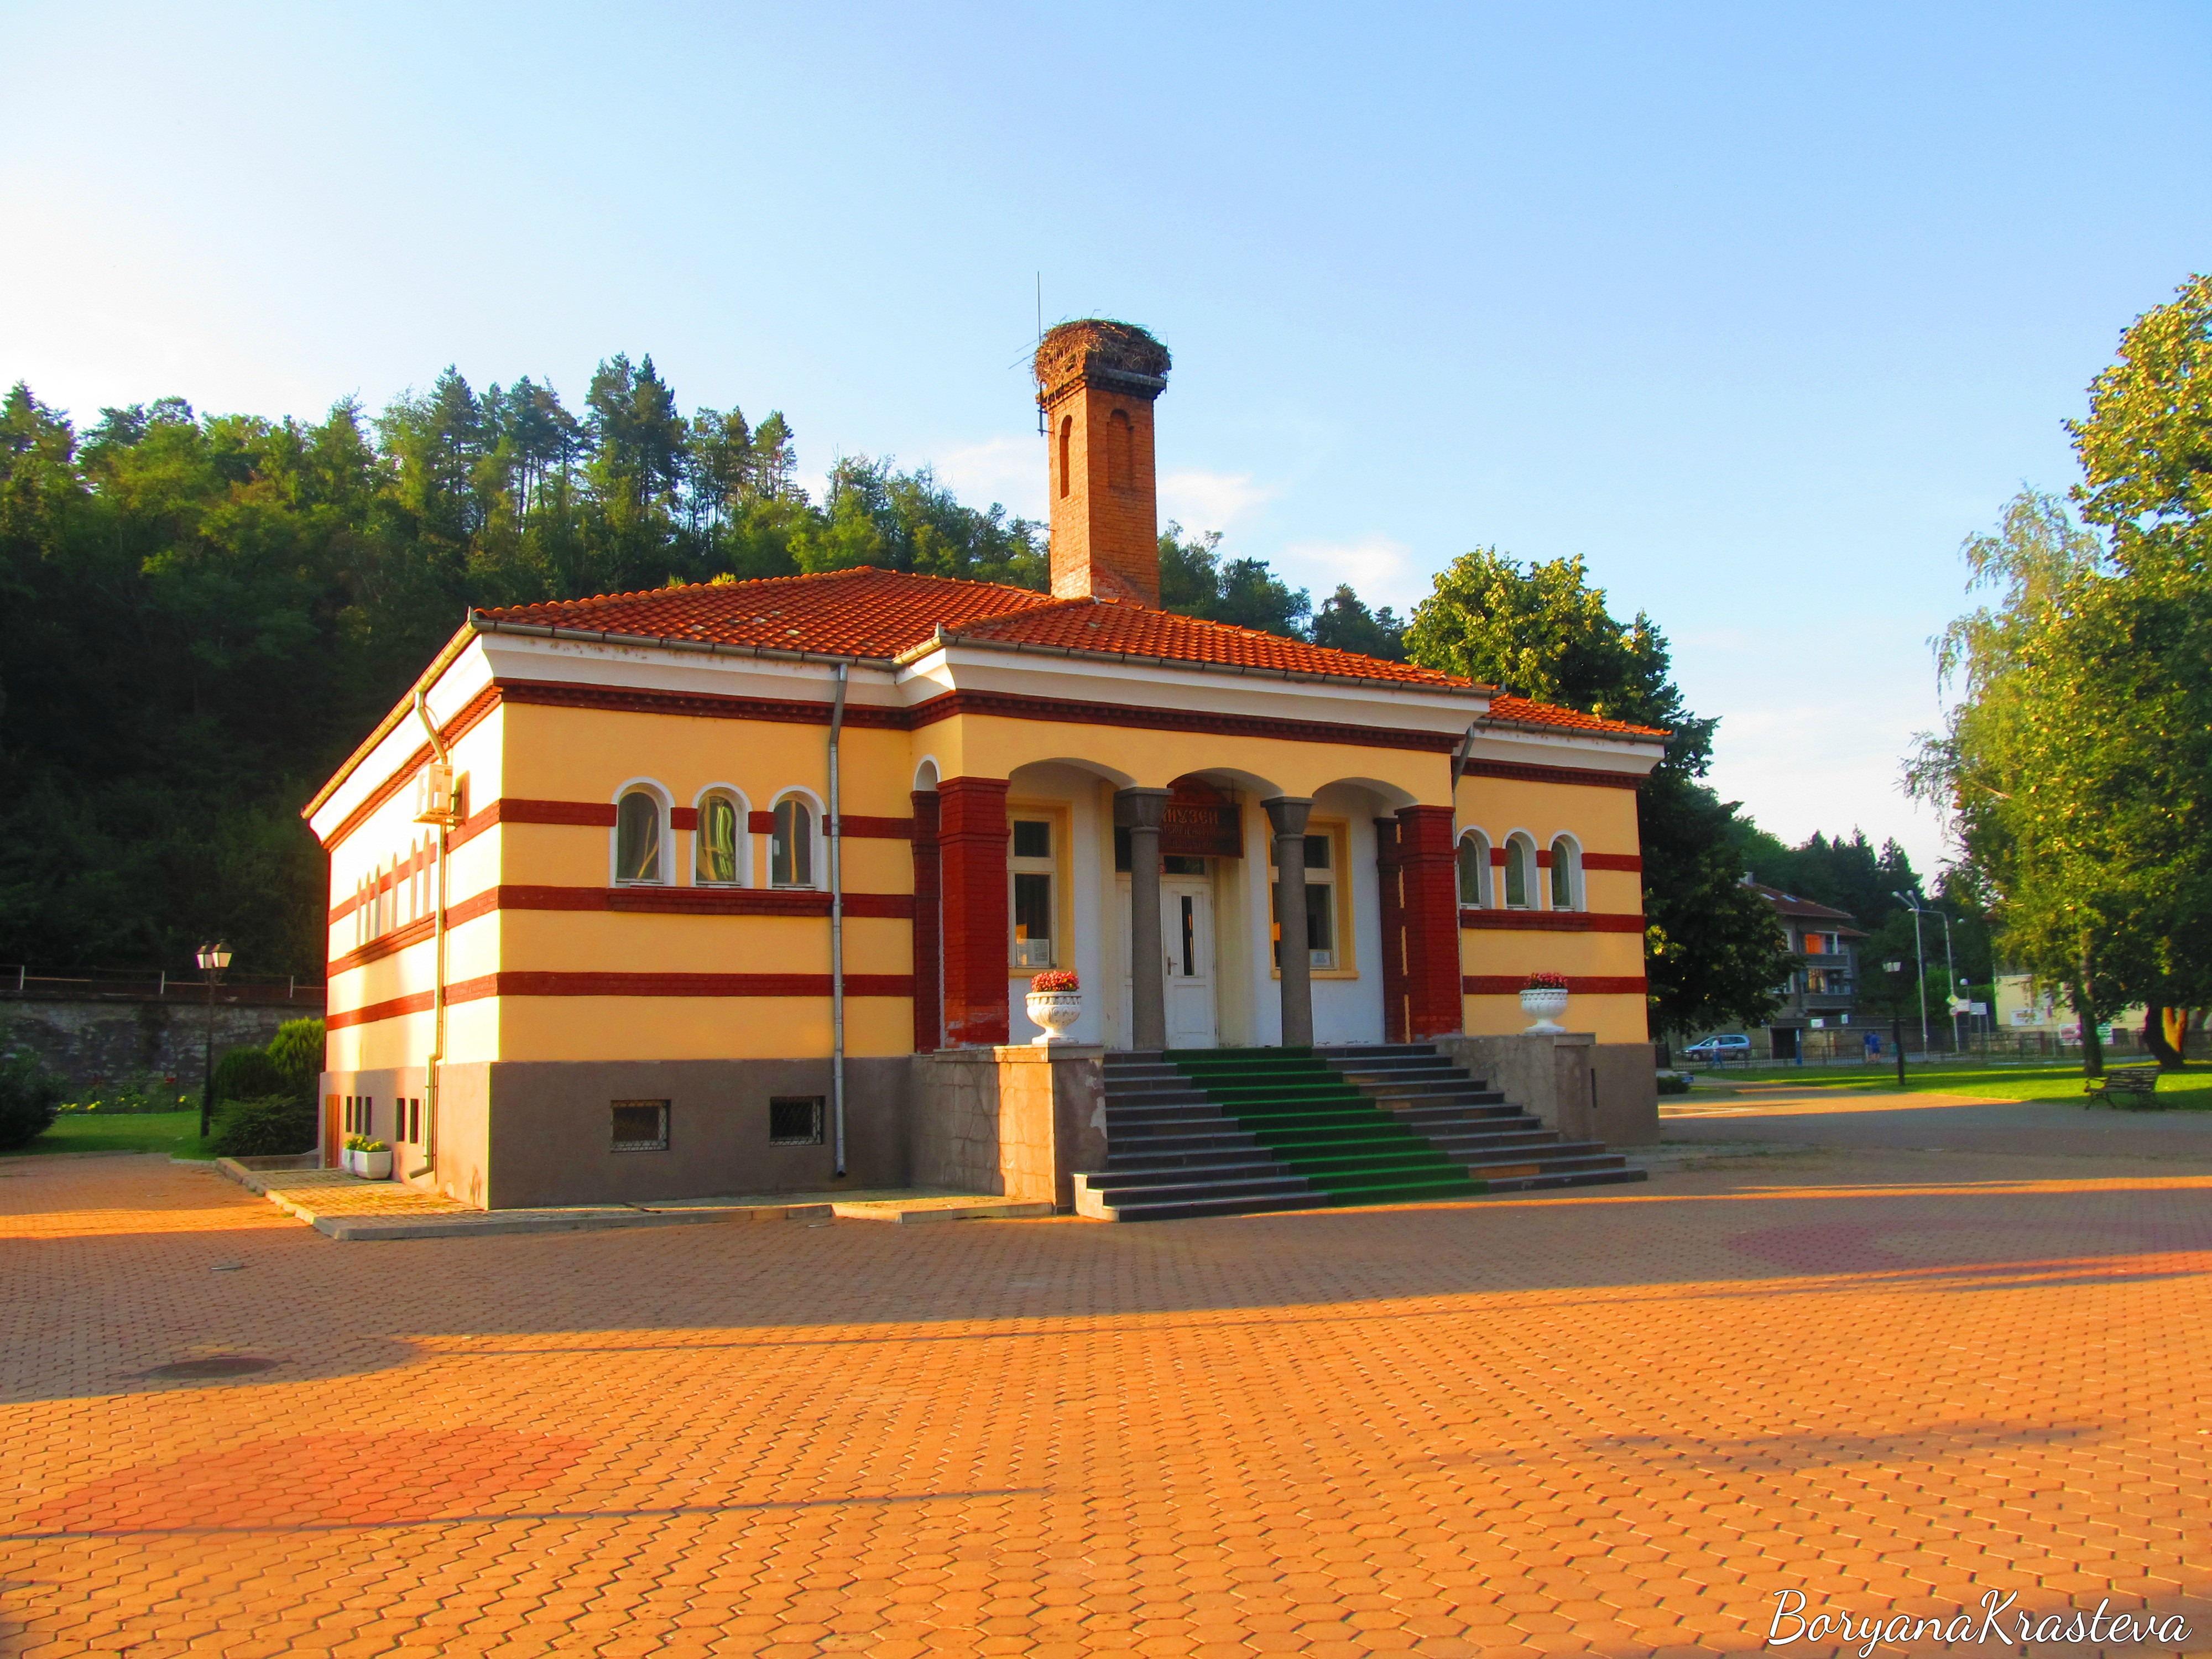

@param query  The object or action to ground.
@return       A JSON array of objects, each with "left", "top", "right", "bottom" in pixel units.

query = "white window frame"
[
  {"left": 1547, "top": 832, "right": 1584, "bottom": 912},
  {"left": 1457, "top": 830, "right": 1493, "bottom": 909},
  {"left": 769, "top": 788, "right": 825, "bottom": 891},
  {"left": 692, "top": 784, "right": 752, "bottom": 888},
  {"left": 1503, "top": 831, "right": 1539, "bottom": 911},
  {"left": 610, "top": 780, "right": 674, "bottom": 886},
  {"left": 1008, "top": 813, "right": 1059, "bottom": 969}
]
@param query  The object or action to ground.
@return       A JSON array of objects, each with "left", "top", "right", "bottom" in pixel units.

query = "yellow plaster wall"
[
  {"left": 1465, "top": 992, "right": 1648, "bottom": 1044},
  {"left": 1454, "top": 772, "right": 1640, "bottom": 857},
  {"left": 1460, "top": 930, "right": 1641, "bottom": 980},
  {"left": 492, "top": 994, "right": 911, "bottom": 1062},
  {"left": 927, "top": 712, "right": 1452, "bottom": 804}
]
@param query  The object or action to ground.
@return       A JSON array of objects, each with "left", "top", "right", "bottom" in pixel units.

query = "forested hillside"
[{"left": 0, "top": 359, "right": 1337, "bottom": 977}]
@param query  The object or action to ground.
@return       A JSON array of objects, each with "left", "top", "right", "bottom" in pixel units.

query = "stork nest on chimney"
[{"left": 1032, "top": 319, "right": 1171, "bottom": 389}]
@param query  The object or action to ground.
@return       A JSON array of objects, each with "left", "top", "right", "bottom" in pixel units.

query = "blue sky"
[{"left": 6, "top": 1, "right": 2208, "bottom": 881}]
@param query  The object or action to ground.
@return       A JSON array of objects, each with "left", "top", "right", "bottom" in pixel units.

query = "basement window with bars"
[
  {"left": 611, "top": 1100, "right": 670, "bottom": 1152},
  {"left": 769, "top": 1097, "right": 824, "bottom": 1145}
]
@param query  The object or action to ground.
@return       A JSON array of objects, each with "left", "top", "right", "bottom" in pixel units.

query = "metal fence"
[{"left": 1, "top": 966, "right": 325, "bottom": 1005}]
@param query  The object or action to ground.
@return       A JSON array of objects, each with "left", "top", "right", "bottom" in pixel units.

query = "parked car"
[{"left": 1680, "top": 1034, "right": 1752, "bottom": 1065}]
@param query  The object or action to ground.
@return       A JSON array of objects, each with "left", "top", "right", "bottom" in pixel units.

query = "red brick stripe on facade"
[
  {"left": 498, "top": 678, "right": 911, "bottom": 729},
  {"left": 670, "top": 806, "right": 699, "bottom": 831},
  {"left": 327, "top": 971, "right": 916, "bottom": 1029},
  {"left": 1463, "top": 974, "right": 1649, "bottom": 995},
  {"left": 1581, "top": 852, "right": 1644, "bottom": 872},
  {"left": 837, "top": 815, "right": 916, "bottom": 839},
  {"left": 327, "top": 916, "right": 435, "bottom": 975},
  {"left": 329, "top": 885, "right": 914, "bottom": 971},
  {"left": 1459, "top": 910, "right": 1647, "bottom": 933}
]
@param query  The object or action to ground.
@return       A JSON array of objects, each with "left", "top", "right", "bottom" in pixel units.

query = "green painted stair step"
[{"left": 1165, "top": 1048, "right": 1482, "bottom": 1206}]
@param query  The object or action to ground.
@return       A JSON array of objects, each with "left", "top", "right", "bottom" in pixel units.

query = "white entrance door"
[
  {"left": 1116, "top": 874, "right": 1220, "bottom": 1049},
  {"left": 1162, "top": 878, "right": 1218, "bottom": 1049}
]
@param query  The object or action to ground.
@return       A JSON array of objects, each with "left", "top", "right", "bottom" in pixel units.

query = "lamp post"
[
  {"left": 196, "top": 942, "right": 232, "bottom": 1139},
  {"left": 1891, "top": 891, "right": 1934, "bottom": 1055},
  {"left": 1883, "top": 959, "right": 1907, "bottom": 1088}
]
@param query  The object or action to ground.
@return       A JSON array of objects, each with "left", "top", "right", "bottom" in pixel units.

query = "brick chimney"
[{"left": 1034, "top": 320, "right": 1171, "bottom": 608}]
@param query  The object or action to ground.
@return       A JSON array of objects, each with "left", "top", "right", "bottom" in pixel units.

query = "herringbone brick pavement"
[{"left": 1, "top": 1131, "right": 2205, "bottom": 1658}]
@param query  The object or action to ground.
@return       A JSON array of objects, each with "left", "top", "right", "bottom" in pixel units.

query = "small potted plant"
[
  {"left": 342, "top": 1134, "right": 393, "bottom": 1180},
  {"left": 1025, "top": 970, "right": 1082, "bottom": 1045},
  {"left": 1520, "top": 972, "right": 1571, "bottom": 1033}
]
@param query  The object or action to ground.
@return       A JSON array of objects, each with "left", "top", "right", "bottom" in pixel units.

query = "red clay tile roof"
[
  {"left": 938, "top": 597, "right": 1467, "bottom": 687},
  {"left": 1485, "top": 693, "right": 1670, "bottom": 738},
  {"left": 474, "top": 568, "right": 1472, "bottom": 688},
  {"left": 473, "top": 568, "right": 1052, "bottom": 660},
  {"left": 1749, "top": 883, "right": 1868, "bottom": 933},
  {"left": 473, "top": 567, "right": 1666, "bottom": 728}
]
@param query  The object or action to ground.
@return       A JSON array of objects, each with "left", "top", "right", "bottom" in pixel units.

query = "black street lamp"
[
  {"left": 1882, "top": 958, "right": 1906, "bottom": 1088},
  {"left": 196, "top": 942, "right": 232, "bottom": 1139}
]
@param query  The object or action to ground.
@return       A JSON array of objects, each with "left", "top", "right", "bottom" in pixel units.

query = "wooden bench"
[{"left": 2084, "top": 1065, "right": 2162, "bottom": 1108}]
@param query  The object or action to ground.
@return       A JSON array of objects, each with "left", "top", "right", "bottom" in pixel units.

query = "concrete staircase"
[
  {"left": 1073, "top": 1042, "right": 1643, "bottom": 1222},
  {"left": 1321, "top": 1045, "right": 1645, "bottom": 1193}
]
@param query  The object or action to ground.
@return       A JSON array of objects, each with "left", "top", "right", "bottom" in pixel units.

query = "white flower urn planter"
[
  {"left": 357, "top": 1149, "right": 393, "bottom": 1180},
  {"left": 1519, "top": 987, "right": 1570, "bottom": 1034},
  {"left": 1025, "top": 991, "right": 1082, "bottom": 1045}
]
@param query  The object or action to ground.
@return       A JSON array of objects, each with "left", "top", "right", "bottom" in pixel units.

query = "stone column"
[
  {"left": 1375, "top": 816, "right": 1408, "bottom": 1044},
  {"left": 1264, "top": 796, "right": 1315, "bottom": 1048},
  {"left": 1114, "top": 788, "right": 1171, "bottom": 1051}
]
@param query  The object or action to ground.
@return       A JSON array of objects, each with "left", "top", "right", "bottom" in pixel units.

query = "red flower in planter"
[
  {"left": 1523, "top": 972, "right": 1571, "bottom": 991},
  {"left": 1030, "top": 971, "right": 1079, "bottom": 993}
]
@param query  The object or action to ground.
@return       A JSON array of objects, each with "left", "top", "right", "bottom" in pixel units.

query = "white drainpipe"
[
  {"left": 411, "top": 689, "right": 454, "bottom": 1183},
  {"left": 828, "top": 662, "right": 849, "bottom": 1176}
]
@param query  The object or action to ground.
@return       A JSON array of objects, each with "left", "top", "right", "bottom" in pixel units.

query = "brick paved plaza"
[{"left": 3, "top": 1097, "right": 2208, "bottom": 1658}]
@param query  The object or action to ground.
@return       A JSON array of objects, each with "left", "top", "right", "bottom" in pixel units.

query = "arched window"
[
  {"left": 1108, "top": 407, "right": 1133, "bottom": 491},
  {"left": 1457, "top": 831, "right": 1491, "bottom": 908},
  {"left": 771, "top": 796, "right": 815, "bottom": 889},
  {"left": 1550, "top": 835, "right": 1583, "bottom": 911},
  {"left": 695, "top": 790, "right": 744, "bottom": 885},
  {"left": 1504, "top": 833, "right": 1537, "bottom": 910},
  {"left": 615, "top": 790, "right": 664, "bottom": 883},
  {"left": 1057, "top": 416, "right": 1072, "bottom": 499}
]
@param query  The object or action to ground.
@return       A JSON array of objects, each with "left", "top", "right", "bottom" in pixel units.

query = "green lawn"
[
  {"left": 4, "top": 1110, "right": 221, "bottom": 1159},
  {"left": 1704, "top": 1061, "right": 2212, "bottom": 1107}
]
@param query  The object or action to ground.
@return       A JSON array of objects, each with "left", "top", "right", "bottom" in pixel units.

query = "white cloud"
[
  {"left": 1159, "top": 468, "right": 1274, "bottom": 533},
  {"left": 923, "top": 433, "right": 1047, "bottom": 520},
  {"left": 1274, "top": 535, "right": 1421, "bottom": 611}
]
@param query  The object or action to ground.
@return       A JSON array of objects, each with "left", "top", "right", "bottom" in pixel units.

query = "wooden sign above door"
[{"left": 1161, "top": 780, "right": 1243, "bottom": 858}]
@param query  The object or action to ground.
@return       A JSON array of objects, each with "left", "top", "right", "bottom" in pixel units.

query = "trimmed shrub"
[
  {"left": 0, "top": 1051, "right": 65, "bottom": 1150},
  {"left": 210, "top": 1093, "right": 317, "bottom": 1157},
  {"left": 1655, "top": 1071, "right": 1692, "bottom": 1097},
  {"left": 266, "top": 1018, "right": 326, "bottom": 1100},
  {"left": 211, "top": 1046, "right": 282, "bottom": 1104}
]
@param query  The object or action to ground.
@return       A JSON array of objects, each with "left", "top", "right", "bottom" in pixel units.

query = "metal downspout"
[
  {"left": 412, "top": 690, "right": 451, "bottom": 1183},
  {"left": 828, "top": 663, "right": 849, "bottom": 1177}
]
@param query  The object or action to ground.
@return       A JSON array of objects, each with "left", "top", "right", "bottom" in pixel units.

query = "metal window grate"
[
  {"left": 769, "top": 1097, "right": 823, "bottom": 1146},
  {"left": 611, "top": 1100, "right": 670, "bottom": 1152}
]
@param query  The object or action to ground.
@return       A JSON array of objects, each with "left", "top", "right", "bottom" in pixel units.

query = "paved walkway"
[{"left": 2, "top": 1099, "right": 2207, "bottom": 1658}]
